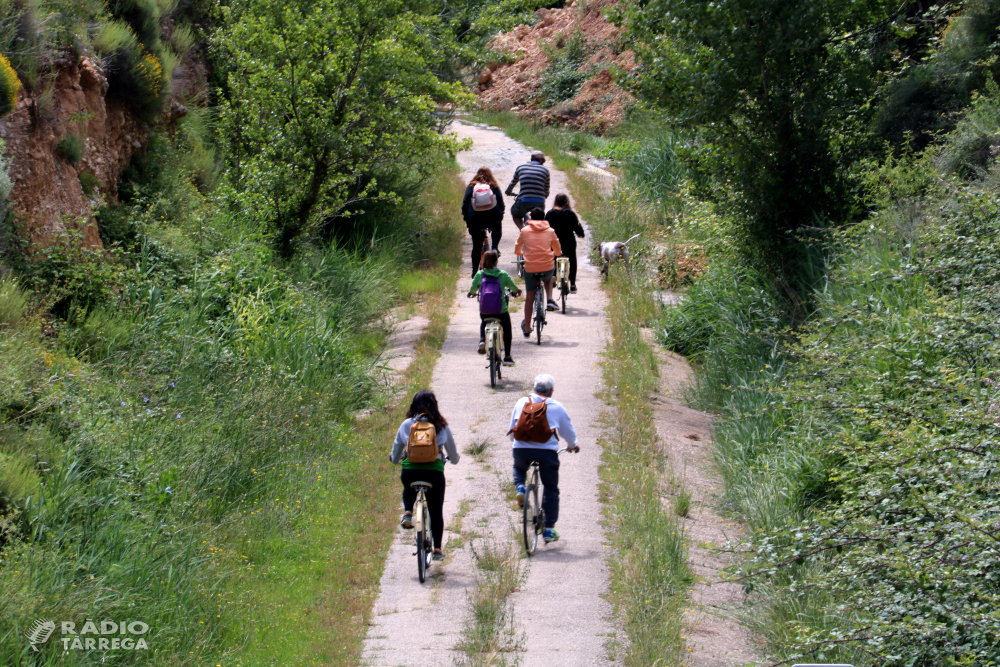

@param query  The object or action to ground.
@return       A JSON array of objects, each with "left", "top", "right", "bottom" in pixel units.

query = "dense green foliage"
[
  {"left": 652, "top": 43, "right": 1000, "bottom": 667},
  {"left": 216, "top": 0, "right": 470, "bottom": 256}
]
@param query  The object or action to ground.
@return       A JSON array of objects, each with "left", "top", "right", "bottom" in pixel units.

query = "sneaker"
[
  {"left": 432, "top": 549, "right": 445, "bottom": 561},
  {"left": 502, "top": 357, "right": 515, "bottom": 367},
  {"left": 400, "top": 513, "right": 413, "bottom": 529},
  {"left": 516, "top": 485, "right": 525, "bottom": 507},
  {"left": 543, "top": 528, "right": 560, "bottom": 543},
  {"left": 547, "top": 299, "right": 558, "bottom": 311},
  {"left": 521, "top": 320, "right": 532, "bottom": 338},
  {"left": 570, "top": 284, "right": 577, "bottom": 294},
  {"left": 478, "top": 339, "right": 486, "bottom": 354}
]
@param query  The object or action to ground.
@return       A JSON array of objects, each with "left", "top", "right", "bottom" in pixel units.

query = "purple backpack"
[{"left": 479, "top": 275, "right": 503, "bottom": 315}]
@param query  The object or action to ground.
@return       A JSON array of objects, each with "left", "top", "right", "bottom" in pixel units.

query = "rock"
[
  {"left": 535, "top": 7, "right": 550, "bottom": 19},
  {"left": 169, "top": 100, "right": 189, "bottom": 120},
  {"left": 487, "top": 61, "right": 502, "bottom": 72},
  {"left": 515, "top": 72, "right": 531, "bottom": 83},
  {"left": 478, "top": 69, "right": 492, "bottom": 85},
  {"left": 132, "top": 141, "right": 141, "bottom": 149},
  {"left": 498, "top": 98, "right": 514, "bottom": 112}
]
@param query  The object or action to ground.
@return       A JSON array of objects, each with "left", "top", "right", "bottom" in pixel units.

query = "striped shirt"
[{"left": 506, "top": 161, "right": 550, "bottom": 201}]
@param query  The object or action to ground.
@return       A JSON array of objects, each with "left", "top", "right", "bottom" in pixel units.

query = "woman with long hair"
[
  {"left": 545, "top": 193, "right": 585, "bottom": 292},
  {"left": 389, "top": 390, "right": 460, "bottom": 561},
  {"left": 462, "top": 166, "right": 506, "bottom": 277}
]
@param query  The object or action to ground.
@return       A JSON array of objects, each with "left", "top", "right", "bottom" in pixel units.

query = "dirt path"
[
  {"left": 650, "top": 349, "right": 760, "bottom": 666},
  {"left": 362, "top": 122, "right": 616, "bottom": 666}
]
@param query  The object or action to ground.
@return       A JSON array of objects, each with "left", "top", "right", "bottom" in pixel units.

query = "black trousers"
[
  {"left": 512, "top": 448, "right": 560, "bottom": 527},
  {"left": 480, "top": 312, "right": 513, "bottom": 355},
  {"left": 558, "top": 239, "right": 579, "bottom": 285},
  {"left": 469, "top": 223, "right": 502, "bottom": 275},
  {"left": 401, "top": 468, "right": 446, "bottom": 549}
]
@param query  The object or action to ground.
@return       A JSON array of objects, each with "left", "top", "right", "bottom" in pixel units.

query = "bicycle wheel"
[
  {"left": 535, "top": 292, "right": 544, "bottom": 345},
  {"left": 561, "top": 280, "right": 568, "bottom": 313},
  {"left": 423, "top": 503, "right": 434, "bottom": 571},
  {"left": 522, "top": 482, "right": 540, "bottom": 555},
  {"left": 416, "top": 518, "right": 427, "bottom": 583},
  {"left": 489, "top": 346, "right": 497, "bottom": 387}
]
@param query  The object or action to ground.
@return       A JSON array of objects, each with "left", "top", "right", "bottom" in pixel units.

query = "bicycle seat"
[{"left": 410, "top": 481, "right": 433, "bottom": 490}]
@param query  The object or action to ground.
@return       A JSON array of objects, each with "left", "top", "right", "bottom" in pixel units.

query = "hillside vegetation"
[
  {"left": 612, "top": 0, "right": 1000, "bottom": 664},
  {"left": 0, "top": 0, "right": 546, "bottom": 665}
]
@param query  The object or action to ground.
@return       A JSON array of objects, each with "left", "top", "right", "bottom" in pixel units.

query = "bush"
[
  {"left": 54, "top": 134, "right": 85, "bottom": 164},
  {"left": 537, "top": 31, "right": 591, "bottom": 107},
  {"left": 0, "top": 54, "right": 19, "bottom": 116},
  {"left": 78, "top": 170, "right": 100, "bottom": 195}
]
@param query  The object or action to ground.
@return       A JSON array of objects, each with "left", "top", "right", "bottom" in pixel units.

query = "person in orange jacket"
[{"left": 513, "top": 208, "right": 562, "bottom": 336}]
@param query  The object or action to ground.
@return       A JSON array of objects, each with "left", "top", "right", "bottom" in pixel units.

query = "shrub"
[
  {"left": 132, "top": 49, "right": 164, "bottom": 101},
  {"left": 78, "top": 170, "right": 100, "bottom": 195},
  {"left": 55, "top": 134, "right": 85, "bottom": 164},
  {"left": 0, "top": 54, "right": 19, "bottom": 116},
  {"left": 537, "top": 31, "right": 591, "bottom": 107},
  {"left": 0, "top": 275, "right": 29, "bottom": 327},
  {"left": 93, "top": 19, "right": 139, "bottom": 57}
]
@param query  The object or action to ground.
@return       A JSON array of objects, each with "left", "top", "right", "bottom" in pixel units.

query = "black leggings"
[
  {"left": 559, "top": 241, "right": 579, "bottom": 285},
  {"left": 479, "top": 312, "right": 512, "bottom": 355},
  {"left": 401, "top": 468, "right": 446, "bottom": 549},
  {"left": 469, "top": 224, "right": 502, "bottom": 274}
]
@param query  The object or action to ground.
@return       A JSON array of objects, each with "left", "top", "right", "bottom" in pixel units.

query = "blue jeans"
[{"left": 513, "top": 448, "right": 560, "bottom": 527}]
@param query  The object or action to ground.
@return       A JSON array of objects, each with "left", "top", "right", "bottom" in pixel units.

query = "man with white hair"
[{"left": 508, "top": 373, "right": 580, "bottom": 543}]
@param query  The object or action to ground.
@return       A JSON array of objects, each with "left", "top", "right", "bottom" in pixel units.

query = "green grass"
[
  {"left": 454, "top": 535, "right": 524, "bottom": 666},
  {"left": 0, "top": 134, "right": 466, "bottom": 665}
]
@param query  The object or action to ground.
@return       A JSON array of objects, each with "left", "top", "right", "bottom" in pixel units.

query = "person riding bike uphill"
[
  {"left": 514, "top": 208, "right": 561, "bottom": 336},
  {"left": 462, "top": 166, "right": 506, "bottom": 278},
  {"left": 468, "top": 250, "right": 521, "bottom": 365},
  {"left": 506, "top": 151, "right": 550, "bottom": 230},
  {"left": 509, "top": 374, "right": 580, "bottom": 543},
  {"left": 390, "top": 390, "right": 460, "bottom": 561}
]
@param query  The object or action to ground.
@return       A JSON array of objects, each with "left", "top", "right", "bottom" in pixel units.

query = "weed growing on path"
[{"left": 455, "top": 534, "right": 525, "bottom": 666}]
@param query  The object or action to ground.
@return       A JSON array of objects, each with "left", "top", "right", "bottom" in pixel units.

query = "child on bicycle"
[
  {"left": 389, "top": 390, "right": 460, "bottom": 561},
  {"left": 545, "top": 194, "right": 585, "bottom": 293},
  {"left": 468, "top": 250, "right": 521, "bottom": 366}
]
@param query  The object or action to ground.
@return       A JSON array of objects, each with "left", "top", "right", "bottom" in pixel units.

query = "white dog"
[{"left": 598, "top": 233, "right": 640, "bottom": 278}]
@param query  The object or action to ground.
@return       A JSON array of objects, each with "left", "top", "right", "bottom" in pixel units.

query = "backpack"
[
  {"left": 508, "top": 397, "right": 554, "bottom": 443},
  {"left": 479, "top": 275, "right": 503, "bottom": 315},
  {"left": 406, "top": 417, "right": 440, "bottom": 464},
  {"left": 472, "top": 184, "right": 497, "bottom": 211}
]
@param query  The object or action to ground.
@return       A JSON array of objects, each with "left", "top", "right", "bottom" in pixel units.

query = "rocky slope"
[
  {"left": 477, "top": 0, "right": 633, "bottom": 133},
  {"left": 1, "top": 51, "right": 204, "bottom": 251}
]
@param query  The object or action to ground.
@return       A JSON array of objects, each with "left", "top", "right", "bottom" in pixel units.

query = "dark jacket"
[
  {"left": 462, "top": 185, "right": 505, "bottom": 227},
  {"left": 545, "top": 208, "right": 585, "bottom": 247}
]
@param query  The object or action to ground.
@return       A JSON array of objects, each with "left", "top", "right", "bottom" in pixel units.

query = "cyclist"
[
  {"left": 505, "top": 151, "right": 550, "bottom": 230},
  {"left": 514, "top": 208, "right": 561, "bottom": 337},
  {"left": 468, "top": 249, "right": 521, "bottom": 366},
  {"left": 509, "top": 374, "right": 580, "bottom": 543},
  {"left": 390, "top": 390, "right": 460, "bottom": 561},
  {"left": 462, "top": 166, "right": 506, "bottom": 278},
  {"left": 545, "top": 194, "right": 585, "bottom": 294}
]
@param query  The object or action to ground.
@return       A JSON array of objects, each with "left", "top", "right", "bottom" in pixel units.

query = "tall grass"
[{"left": 0, "top": 121, "right": 466, "bottom": 665}]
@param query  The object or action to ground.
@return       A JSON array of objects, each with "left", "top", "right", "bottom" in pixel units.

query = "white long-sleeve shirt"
[{"left": 508, "top": 393, "right": 578, "bottom": 450}]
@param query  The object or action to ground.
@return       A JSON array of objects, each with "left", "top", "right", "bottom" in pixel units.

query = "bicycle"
[
  {"left": 522, "top": 446, "right": 568, "bottom": 555},
  {"left": 532, "top": 281, "right": 547, "bottom": 345},
  {"left": 411, "top": 481, "right": 434, "bottom": 582},
  {"left": 513, "top": 254, "right": 525, "bottom": 278},
  {"left": 556, "top": 257, "right": 570, "bottom": 314},
  {"left": 484, "top": 317, "right": 503, "bottom": 387}
]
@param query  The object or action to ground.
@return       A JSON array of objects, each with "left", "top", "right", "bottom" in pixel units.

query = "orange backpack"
[
  {"left": 508, "top": 397, "right": 554, "bottom": 443},
  {"left": 406, "top": 417, "right": 440, "bottom": 463}
]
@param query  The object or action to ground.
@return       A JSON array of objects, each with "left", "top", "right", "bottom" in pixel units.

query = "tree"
[
  {"left": 216, "top": 0, "right": 470, "bottom": 256},
  {"left": 622, "top": 0, "right": 899, "bottom": 277}
]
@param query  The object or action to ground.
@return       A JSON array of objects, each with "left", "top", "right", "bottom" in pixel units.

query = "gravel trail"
[{"left": 362, "top": 121, "right": 616, "bottom": 667}]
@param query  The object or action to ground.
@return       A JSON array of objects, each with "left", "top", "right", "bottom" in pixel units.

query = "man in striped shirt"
[{"left": 506, "top": 152, "right": 550, "bottom": 229}]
